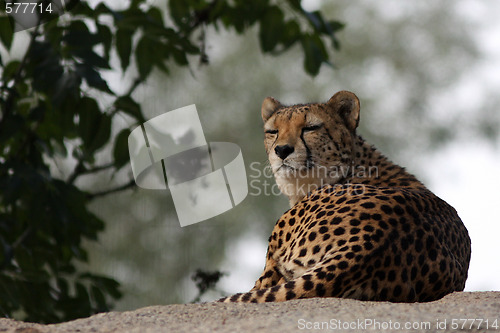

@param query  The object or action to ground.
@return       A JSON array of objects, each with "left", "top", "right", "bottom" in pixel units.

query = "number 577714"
[{"left": 4, "top": 2, "right": 53, "bottom": 14}]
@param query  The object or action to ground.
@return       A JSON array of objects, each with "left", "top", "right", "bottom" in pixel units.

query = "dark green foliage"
[
  {"left": 0, "top": 0, "right": 341, "bottom": 323},
  {"left": 190, "top": 269, "right": 226, "bottom": 303}
]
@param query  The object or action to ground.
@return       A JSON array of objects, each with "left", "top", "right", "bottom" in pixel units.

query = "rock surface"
[{"left": 1, "top": 292, "right": 499, "bottom": 332}]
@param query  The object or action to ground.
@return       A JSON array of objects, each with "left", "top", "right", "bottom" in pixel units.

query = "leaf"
[
  {"left": 2, "top": 60, "right": 20, "bottom": 79},
  {"left": 97, "top": 276, "right": 121, "bottom": 299},
  {"left": 168, "top": 0, "right": 190, "bottom": 27},
  {"left": 97, "top": 23, "right": 112, "bottom": 60},
  {"left": 282, "top": 20, "right": 301, "bottom": 49},
  {"left": 116, "top": 28, "right": 133, "bottom": 71},
  {"left": 113, "top": 128, "right": 132, "bottom": 170},
  {"left": 130, "top": 0, "right": 145, "bottom": 9},
  {"left": 301, "top": 35, "right": 326, "bottom": 76},
  {"left": 146, "top": 7, "right": 164, "bottom": 26},
  {"left": 81, "top": 273, "right": 122, "bottom": 299},
  {"left": 63, "top": 20, "right": 98, "bottom": 48},
  {"left": 114, "top": 96, "right": 144, "bottom": 122},
  {"left": 303, "top": 10, "right": 322, "bottom": 31},
  {"left": 115, "top": 8, "right": 149, "bottom": 30},
  {"left": 57, "top": 278, "right": 69, "bottom": 297},
  {"left": 178, "top": 38, "right": 199, "bottom": 55},
  {"left": 78, "top": 97, "right": 112, "bottom": 155},
  {"left": 326, "top": 20, "right": 345, "bottom": 33},
  {"left": 76, "top": 64, "right": 114, "bottom": 95},
  {"left": 0, "top": 16, "right": 14, "bottom": 50},
  {"left": 52, "top": 71, "right": 82, "bottom": 106},
  {"left": 171, "top": 47, "right": 188, "bottom": 66},
  {"left": 258, "top": 6, "right": 285, "bottom": 53},
  {"left": 30, "top": 41, "right": 64, "bottom": 91},
  {"left": 91, "top": 286, "right": 108, "bottom": 311},
  {"left": 47, "top": 25, "right": 64, "bottom": 49},
  {"left": 135, "top": 36, "right": 155, "bottom": 78},
  {"left": 94, "top": 3, "right": 113, "bottom": 16},
  {"left": 73, "top": 49, "right": 111, "bottom": 69},
  {"left": 75, "top": 283, "right": 90, "bottom": 306},
  {"left": 0, "top": 114, "right": 24, "bottom": 143},
  {"left": 326, "top": 20, "right": 345, "bottom": 49},
  {"left": 286, "top": 0, "right": 302, "bottom": 11}
]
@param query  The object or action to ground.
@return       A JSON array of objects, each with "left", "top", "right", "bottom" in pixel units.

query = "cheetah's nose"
[{"left": 275, "top": 145, "right": 294, "bottom": 160}]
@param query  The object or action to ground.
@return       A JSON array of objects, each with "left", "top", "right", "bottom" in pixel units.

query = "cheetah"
[{"left": 219, "top": 90, "right": 471, "bottom": 303}]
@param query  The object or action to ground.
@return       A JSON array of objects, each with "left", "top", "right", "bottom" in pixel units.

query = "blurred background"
[
  {"left": 88, "top": 0, "right": 500, "bottom": 309},
  {"left": 1, "top": 0, "right": 499, "bottom": 321}
]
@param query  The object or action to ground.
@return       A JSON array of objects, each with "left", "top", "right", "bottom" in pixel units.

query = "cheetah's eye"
[
  {"left": 265, "top": 129, "right": 278, "bottom": 134},
  {"left": 302, "top": 124, "right": 323, "bottom": 132}
]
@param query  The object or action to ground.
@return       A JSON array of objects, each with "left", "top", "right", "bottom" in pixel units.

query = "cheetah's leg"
[
  {"left": 217, "top": 251, "right": 285, "bottom": 302},
  {"left": 251, "top": 256, "right": 286, "bottom": 291},
  {"left": 219, "top": 255, "right": 362, "bottom": 303}
]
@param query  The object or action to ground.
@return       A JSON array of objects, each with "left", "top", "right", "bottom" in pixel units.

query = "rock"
[{"left": 1, "top": 292, "right": 499, "bottom": 332}]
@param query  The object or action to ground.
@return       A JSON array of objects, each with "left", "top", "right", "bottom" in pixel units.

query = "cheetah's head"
[{"left": 262, "top": 91, "right": 360, "bottom": 206}]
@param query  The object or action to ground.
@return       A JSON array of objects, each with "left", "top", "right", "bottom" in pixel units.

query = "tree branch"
[
  {"left": 189, "top": 0, "right": 219, "bottom": 31},
  {"left": 124, "top": 77, "right": 143, "bottom": 97},
  {"left": 67, "top": 161, "right": 115, "bottom": 184},
  {"left": 67, "top": 160, "right": 84, "bottom": 184},
  {"left": 86, "top": 179, "right": 136, "bottom": 200}
]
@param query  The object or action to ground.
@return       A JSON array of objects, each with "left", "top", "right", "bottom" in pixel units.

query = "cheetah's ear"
[
  {"left": 261, "top": 97, "right": 281, "bottom": 122},
  {"left": 327, "top": 91, "right": 360, "bottom": 131}
]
